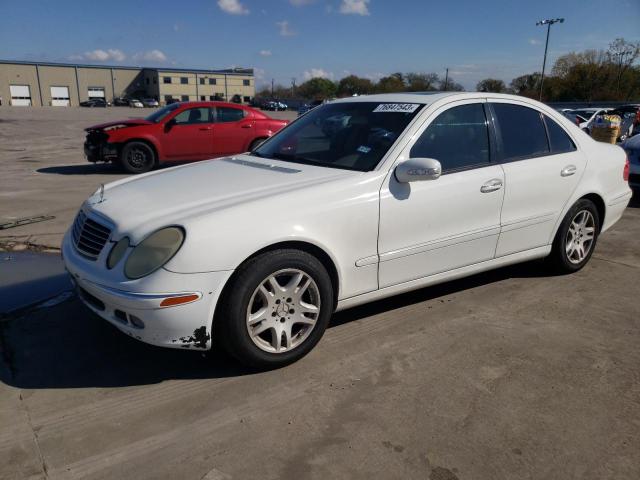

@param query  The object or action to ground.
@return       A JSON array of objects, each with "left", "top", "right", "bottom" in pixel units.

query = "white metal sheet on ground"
[
  {"left": 10, "top": 85, "right": 31, "bottom": 106},
  {"left": 51, "top": 86, "right": 70, "bottom": 107}
]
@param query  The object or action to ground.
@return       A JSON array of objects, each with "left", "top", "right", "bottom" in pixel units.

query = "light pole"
[{"left": 536, "top": 17, "right": 564, "bottom": 101}]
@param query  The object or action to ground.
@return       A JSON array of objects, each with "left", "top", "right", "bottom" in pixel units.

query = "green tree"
[
  {"left": 510, "top": 73, "right": 541, "bottom": 98},
  {"left": 297, "top": 77, "right": 337, "bottom": 100},
  {"left": 337, "top": 75, "right": 374, "bottom": 97},
  {"left": 375, "top": 75, "right": 406, "bottom": 93},
  {"left": 476, "top": 78, "right": 507, "bottom": 93},
  {"left": 438, "top": 77, "right": 464, "bottom": 91},
  {"left": 405, "top": 72, "right": 440, "bottom": 91}
]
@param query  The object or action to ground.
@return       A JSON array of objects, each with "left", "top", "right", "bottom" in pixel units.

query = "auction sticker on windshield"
[{"left": 373, "top": 103, "right": 420, "bottom": 113}]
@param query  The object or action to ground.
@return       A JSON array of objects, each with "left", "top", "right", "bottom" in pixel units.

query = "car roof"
[{"left": 330, "top": 91, "right": 558, "bottom": 106}]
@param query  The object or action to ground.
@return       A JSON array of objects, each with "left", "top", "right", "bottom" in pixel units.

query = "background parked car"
[
  {"left": 298, "top": 99, "right": 324, "bottom": 116},
  {"left": 128, "top": 99, "right": 144, "bottom": 108},
  {"left": 567, "top": 108, "right": 611, "bottom": 134},
  {"left": 80, "top": 98, "right": 109, "bottom": 107},
  {"left": 261, "top": 100, "right": 288, "bottom": 111},
  {"left": 84, "top": 101, "right": 289, "bottom": 173},
  {"left": 142, "top": 98, "right": 159, "bottom": 108},
  {"left": 113, "top": 97, "right": 130, "bottom": 106}
]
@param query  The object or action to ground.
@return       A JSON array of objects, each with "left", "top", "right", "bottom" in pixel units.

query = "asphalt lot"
[
  {"left": 1, "top": 106, "right": 639, "bottom": 479},
  {"left": 0, "top": 106, "right": 296, "bottom": 250}
]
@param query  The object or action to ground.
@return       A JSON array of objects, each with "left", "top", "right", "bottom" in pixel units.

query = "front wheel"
[
  {"left": 120, "top": 141, "right": 155, "bottom": 174},
  {"left": 216, "top": 249, "right": 334, "bottom": 369},
  {"left": 548, "top": 199, "right": 600, "bottom": 273}
]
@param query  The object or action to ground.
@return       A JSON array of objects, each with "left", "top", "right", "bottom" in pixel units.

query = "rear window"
[
  {"left": 492, "top": 103, "right": 549, "bottom": 160},
  {"left": 544, "top": 116, "right": 576, "bottom": 154}
]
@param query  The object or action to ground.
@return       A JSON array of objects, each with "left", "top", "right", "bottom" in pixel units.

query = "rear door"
[
  {"left": 161, "top": 107, "right": 215, "bottom": 160},
  {"left": 211, "top": 106, "right": 254, "bottom": 156},
  {"left": 490, "top": 100, "right": 587, "bottom": 256}
]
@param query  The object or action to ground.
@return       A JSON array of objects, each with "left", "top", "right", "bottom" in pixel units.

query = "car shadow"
[
  {"left": 37, "top": 164, "right": 121, "bottom": 175},
  {"left": 628, "top": 188, "right": 639, "bottom": 208},
  {"left": 37, "top": 160, "right": 198, "bottom": 176},
  {"left": 0, "top": 259, "right": 555, "bottom": 390}
]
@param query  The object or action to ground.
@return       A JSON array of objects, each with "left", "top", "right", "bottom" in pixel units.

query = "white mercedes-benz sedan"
[{"left": 63, "top": 92, "right": 632, "bottom": 368}]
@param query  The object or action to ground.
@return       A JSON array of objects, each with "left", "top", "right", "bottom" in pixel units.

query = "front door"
[
  {"left": 378, "top": 100, "right": 504, "bottom": 288},
  {"left": 162, "top": 107, "right": 214, "bottom": 159}
]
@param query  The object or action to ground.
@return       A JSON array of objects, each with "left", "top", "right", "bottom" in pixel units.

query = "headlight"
[
  {"left": 107, "top": 237, "right": 130, "bottom": 269},
  {"left": 124, "top": 227, "right": 184, "bottom": 279}
]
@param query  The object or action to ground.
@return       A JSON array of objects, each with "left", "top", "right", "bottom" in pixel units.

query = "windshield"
[
  {"left": 146, "top": 103, "right": 181, "bottom": 123},
  {"left": 253, "top": 102, "right": 423, "bottom": 171}
]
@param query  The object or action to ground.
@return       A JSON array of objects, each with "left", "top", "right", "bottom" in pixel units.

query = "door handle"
[
  {"left": 480, "top": 178, "right": 503, "bottom": 193},
  {"left": 199, "top": 126, "right": 212, "bottom": 131},
  {"left": 241, "top": 124, "right": 253, "bottom": 129},
  {"left": 561, "top": 165, "right": 577, "bottom": 177}
]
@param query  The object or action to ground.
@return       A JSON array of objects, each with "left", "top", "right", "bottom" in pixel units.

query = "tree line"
[{"left": 258, "top": 38, "right": 639, "bottom": 102}]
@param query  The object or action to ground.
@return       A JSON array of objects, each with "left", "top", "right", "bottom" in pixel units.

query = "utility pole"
[
  {"left": 443, "top": 68, "right": 449, "bottom": 91},
  {"left": 271, "top": 78, "right": 274, "bottom": 98},
  {"left": 291, "top": 77, "right": 296, "bottom": 97},
  {"left": 536, "top": 17, "right": 564, "bottom": 101}
]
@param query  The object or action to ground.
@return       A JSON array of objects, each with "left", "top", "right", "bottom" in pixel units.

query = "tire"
[
  {"left": 248, "top": 138, "right": 266, "bottom": 151},
  {"left": 120, "top": 141, "right": 155, "bottom": 174},
  {"left": 216, "top": 249, "right": 334, "bottom": 369},
  {"left": 548, "top": 199, "right": 600, "bottom": 273}
]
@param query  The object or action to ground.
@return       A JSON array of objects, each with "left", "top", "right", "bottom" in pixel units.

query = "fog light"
[{"left": 129, "top": 315, "right": 145, "bottom": 329}]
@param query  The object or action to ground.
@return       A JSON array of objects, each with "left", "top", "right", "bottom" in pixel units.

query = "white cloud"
[
  {"left": 132, "top": 50, "right": 169, "bottom": 63},
  {"left": 276, "top": 20, "right": 296, "bottom": 36},
  {"left": 303, "top": 68, "right": 334, "bottom": 81},
  {"left": 529, "top": 38, "right": 541, "bottom": 45},
  {"left": 290, "top": 0, "right": 315, "bottom": 5},
  {"left": 254, "top": 68, "right": 266, "bottom": 81},
  {"left": 70, "top": 49, "right": 126, "bottom": 62},
  {"left": 339, "top": 0, "right": 370, "bottom": 15},
  {"left": 90, "top": 49, "right": 126, "bottom": 62},
  {"left": 259, "top": 50, "right": 272, "bottom": 57},
  {"left": 217, "top": 0, "right": 249, "bottom": 15}
]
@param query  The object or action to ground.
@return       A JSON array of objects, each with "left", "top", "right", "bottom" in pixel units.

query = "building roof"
[{"left": 0, "top": 59, "right": 253, "bottom": 76}]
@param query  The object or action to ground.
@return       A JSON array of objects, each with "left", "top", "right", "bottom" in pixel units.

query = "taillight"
[{"left": 623, "top": 156, "right": 629, "bottom": 182}]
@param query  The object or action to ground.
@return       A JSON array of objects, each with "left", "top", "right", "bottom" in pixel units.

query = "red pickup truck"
[{"left": 84, "top": 101, "right": 289, "bottom": 173}]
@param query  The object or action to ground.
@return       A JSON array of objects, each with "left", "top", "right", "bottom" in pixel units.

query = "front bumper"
[
  {"left": 62, "top": 230, "right": 233, "bottom": 350},
  {"left": 84, "top": 139, "right": 119, "bottom": 163}
]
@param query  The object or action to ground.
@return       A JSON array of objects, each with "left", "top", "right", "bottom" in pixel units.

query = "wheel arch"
[
  {"left": 212, "top": 240, "right": 341, "bottom": 332},
  {"left": 580, "top": 192, "right": 606, "bottom": 230}
]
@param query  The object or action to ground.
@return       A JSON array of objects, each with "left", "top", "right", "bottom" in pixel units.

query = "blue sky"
[{"left": 1, "top": 0, "right": 639, "bottom": 90}]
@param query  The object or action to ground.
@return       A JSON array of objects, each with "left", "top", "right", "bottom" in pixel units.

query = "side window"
[
  {"left": 216, "top": 107, "right": 246, "bottom": 123},
  {"left": 493, "top": 103, "right": 549, "bottom": 160},
  {"left": 544, "top": 115, "right": 576, "bottom": 154},
  {"left": 410, "top": 103, "right": 490, "bottom": 172},
  {"left": 172, "top": 107, "right": 212, "bottom": 125}
]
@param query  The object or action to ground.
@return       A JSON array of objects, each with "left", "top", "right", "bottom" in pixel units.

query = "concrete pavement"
[{"left": 1, "top": 206, "right": 639, "bottom": 479}]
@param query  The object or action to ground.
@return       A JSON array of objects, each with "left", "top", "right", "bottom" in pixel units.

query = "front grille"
[{"left": 72, "top": 211, "right": 112, "bottom": 260}]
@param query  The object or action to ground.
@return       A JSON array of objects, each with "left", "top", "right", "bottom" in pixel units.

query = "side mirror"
[
  {"left": 394, "top": 158, "right": 442, "bottom": 183},
  {"left": 164, "top": 118, "right": 176, "bottom": 131}
]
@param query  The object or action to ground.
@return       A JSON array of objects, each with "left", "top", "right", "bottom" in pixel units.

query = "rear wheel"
[
  {"left": 548, "top": 199, "right": 600, "bottom": 273},
  {"left": 120, "top": 141, "right": 155, "bottom": 174},
  {"left": 248, "top": 138, "right": 266, "bottom": 151},
  {"left": 216, "top": 249, "right": 334, "bottom": 369}
]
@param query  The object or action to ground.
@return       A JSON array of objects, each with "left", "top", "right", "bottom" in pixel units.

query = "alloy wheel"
[
  {"left": 565, "top": 209, "right": 596, "bottom": 264},
  {"left": 246, "top": 269, "right": 321, "bottom": 353}
]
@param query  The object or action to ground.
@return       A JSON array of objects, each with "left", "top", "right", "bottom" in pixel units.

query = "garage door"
[
  {"left": 88, "top": 87, "right": 105, "bottom": 99},
  {"left": 10, "top": 85, "right": 32, "bottom": 106},
  {"left": 51, "top": 86, "right": 70, "bottom": 107}
]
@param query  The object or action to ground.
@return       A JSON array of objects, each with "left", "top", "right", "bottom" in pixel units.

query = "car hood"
[
  {"left": 85, "top": 119, "right": 153, "bottom": 131},
  {"left": 86, "top": 155, "right": 356, "bottom": 241}
]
